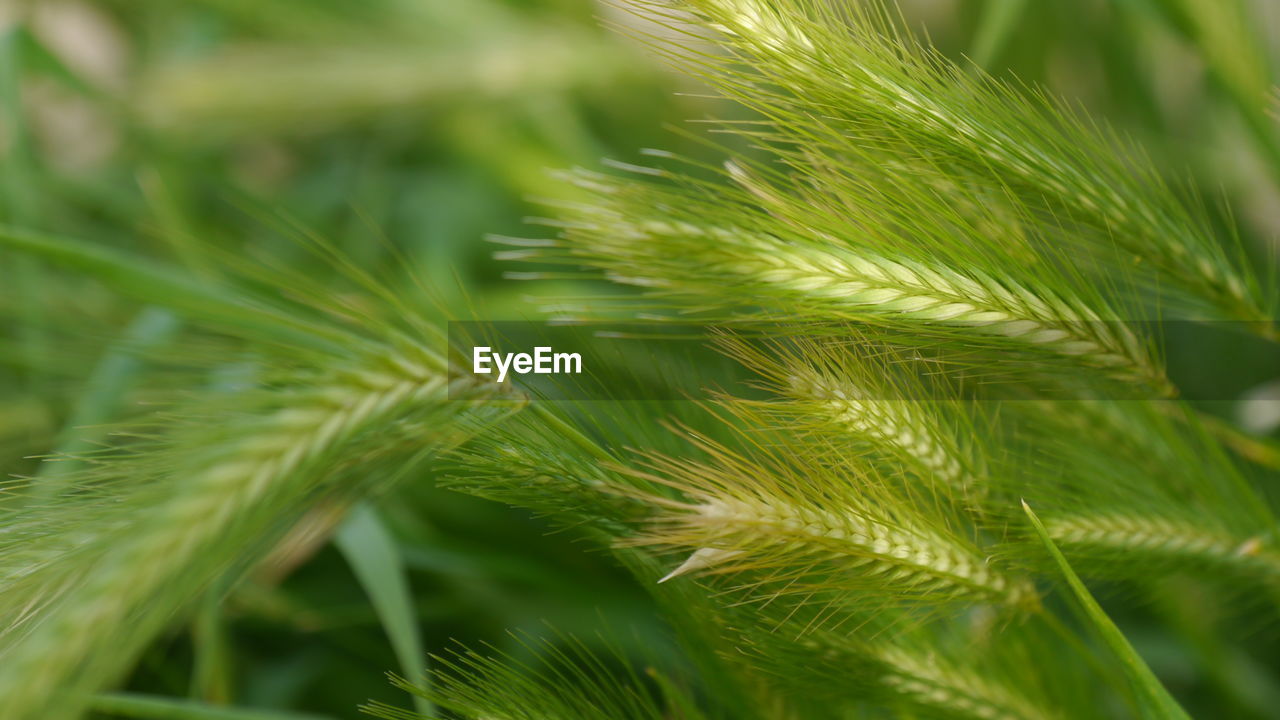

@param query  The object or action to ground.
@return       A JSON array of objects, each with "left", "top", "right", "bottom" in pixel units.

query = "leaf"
[
  {"left": 335, "top": 502, "right": 434, "bottom": 717},
  {"left": 35, "top": 307, "right": 180, "bottom": 494},
  {"left": 91, "top": 693, "right": 334, "bottom": 720},
  {"left": 15, "top": 25, "right": 102, "bottom": 99},
  {"left": 191, "top": 580, "right": 234, "bottom": 704},
  {"left": 0, "top": 225, "right": 356, "bottom": 352},
  {"left": 1022, "top": 500, "right": 1193, "bottom": 720},
  {"left": 969, "top": 0, "right": 1029, "bottom": 68},
  {"left": 0, "top": 26, "right": 50, "bottom": 392}
]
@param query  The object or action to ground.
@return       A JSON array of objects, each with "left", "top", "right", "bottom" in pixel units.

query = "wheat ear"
[
  {"left": 764, "top": 625, "right": 1064, "bottom": 720},
  {"left": 783, "top": 368, "right": 970, "bottom": 489},
  {"left": 669, "top": 0, "right": 1268, "bottom": 326},
  {"left": 1045, "top": 513, "right": 1280, "bottom": 581},
  {"left": 655, "top": 495, "right": 1032, "bottom": 606},
  {"left": 876, "top": 646, "right": 1060, "bottom": 720},
  {"left": 710, "top": 333, "right": 988, "bottom": 499},
  {"left": 630, "top": 436, "right": 1035, "bottom": 609},
  {"left": 549, "top": 203, "right": 1163, "bottom": 390},
  {"left": 0, "top": 347, "right": 509, "bottom": 720}
]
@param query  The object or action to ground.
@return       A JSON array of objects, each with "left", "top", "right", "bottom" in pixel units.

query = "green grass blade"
[
  {"left": 1142, "top": 0, "right": 1280, "bottom": 189},
  {"left": 91, "top": 693, "right": 334, "bottom": 720},
  {"left": 139, "top": 166, "right": 214, "bottom": 279},
  {"left": 1022, "top": 500, "right": 1193, "bottom": 720},
  {"left": 15, "top": 23, "right": 102, "bottom": 100},
  {"left": 191, "top": 580, "right": 234, "bottom": 704},
  {"left": 0, "top": 27, "right": 50, "bottom": 395},
  {"left": 969, "top": 0, "right": 1029, "bottom": 68},
  {"left": 35, "top": 307, "right": 180, "bottom": 494},
  {"left": 335, "top": 502, "right": 433, "bottom": 717},
  {"left": 0, "top": 225, "right": 357, "bottom": 351}
]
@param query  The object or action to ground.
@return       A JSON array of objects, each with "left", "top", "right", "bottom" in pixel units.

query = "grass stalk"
[
  {"left": 1025, "top": 502, "right": 1194, "bottom": 720},
  {"left": 968, "top": 0, "right": 1030, "bottom": 69}
]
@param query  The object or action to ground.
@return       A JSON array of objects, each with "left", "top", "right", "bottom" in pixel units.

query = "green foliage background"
[{"left": 1, "top": 0, "right": 1279, "bottom": 719}]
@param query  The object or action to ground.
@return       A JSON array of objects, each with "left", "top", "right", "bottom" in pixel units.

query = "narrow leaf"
[
  {"left": 36, "top": 307, "right": 180, "bottom": 493},
  {"left": 969, "top": 0, "right": 1029, "bottom": 68},
  {"left": 0, "top": 225, "right": 355, "bottom": 351},
  {"left": 335, "top": 502, "right": 433, "bottom": 717},
  {"left": 91, "top": 693, "right": 334, "bottom": 720},
  {"left": 1023, "top": 500, "right": 1193, "bottom": 720}
]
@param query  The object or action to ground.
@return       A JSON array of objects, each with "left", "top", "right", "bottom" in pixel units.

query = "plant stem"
[
  {"left": 91, "top": 693, "right": 334, "bottom": 720},
  {"left": 969, "top": 0, "right": 1030, "bottom": 69}
]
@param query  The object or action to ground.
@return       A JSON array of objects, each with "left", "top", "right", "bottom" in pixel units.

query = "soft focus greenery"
[{"left": 1, "top": 1, "right": 1279, "bottom": 719}]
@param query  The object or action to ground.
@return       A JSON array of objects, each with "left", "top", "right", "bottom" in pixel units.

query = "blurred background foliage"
[{"left": 0, "top": 0, "right": 1278, "bottom": 717}]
